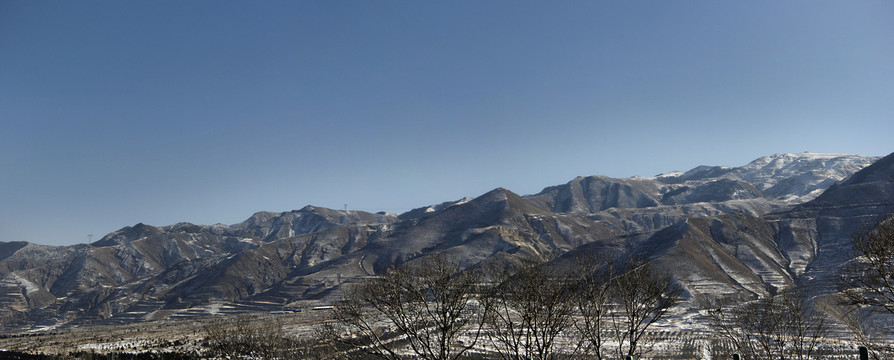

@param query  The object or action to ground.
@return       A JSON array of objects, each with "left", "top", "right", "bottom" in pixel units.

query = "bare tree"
[
  {"left": 842, "top": 214, "right": 894, "bottom": 315},
  {"left": 708, "top": 288, "right": 828, "bottom": 360},
  {"left": 203, "top": 315, "right": 300, "bottom": 359},
  {"left": 487, "top": 254, "right": 680, "bottom": 360},
  {"left": 303, "top": 323, "right": 360, "bottom": 360},
  {"left": 485, "top": 261, "right": 575, "bottom": 360},
  {"left": 707, "top": 295, "right": 771, "bottom": 359},
  {"left": 783, "top": 290, "right": 829, "bottom": 360},
  {"left": 837, "top": 214, "right": 894, "bottom": 359},
  {"left": 609, "top": 259, "right": 681, "bottom": 359},
  {"left": 836, "top": 304, "right": 890, "bottom": 360},
  {"left": 569, "top": 254, "right": 617, "bottom": 360},
  {"left": 333, "top": 255, "right": 489, "bottom": 360}
]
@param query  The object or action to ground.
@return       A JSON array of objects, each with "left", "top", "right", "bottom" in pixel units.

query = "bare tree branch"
[{"left": 333, "top": 254, "right": 488, "bottom": 360}]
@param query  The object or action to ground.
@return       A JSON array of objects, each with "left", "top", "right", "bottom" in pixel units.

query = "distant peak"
[
  {"left": 756, "top": 152, "right": 863, "bottom": 162},
  {"left": 839, "top": 152, "right": 894, "bottom": 186},
  {"left": 92, "top": 222, "right": 160, "bottom": 246},
  {"left": 655, "top": 170, "right": 684, "bottom": 178},
  {"left": 483, "top": 187, "right": 517, "bottom": 198}
]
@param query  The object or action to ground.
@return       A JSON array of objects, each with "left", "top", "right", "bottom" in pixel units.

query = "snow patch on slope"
[{"left": 10, "top": 274, "right": 40, "bottom": 295}]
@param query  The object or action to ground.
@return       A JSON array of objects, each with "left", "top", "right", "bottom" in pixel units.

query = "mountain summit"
[{"left": 0, "top": 152, "right": 887, "bottom": 331}]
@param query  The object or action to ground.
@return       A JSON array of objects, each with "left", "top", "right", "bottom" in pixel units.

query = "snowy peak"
[
  {"left": 741, "top": 152, "right": 861, "bottom": 170},
  {"left": 808, "top": 151, "right": 894, "bottom": 207},
  {"left": 398, "top": 197, "right": 474, "bottom": 221},
  {"left": 528, "top": 152, "right": 879, "bottom": 215},
  {"left": 734, "top": 152, "right": 879, "bottom": 199},
  {"left": 838, "top": 151, "right": 894, "bottom": 186},
  {"left": 0, "top": 152, "right": 888, "bottom": 331},
  {"left": 659, "top": 152, "right": 879, "bottom": 202}
]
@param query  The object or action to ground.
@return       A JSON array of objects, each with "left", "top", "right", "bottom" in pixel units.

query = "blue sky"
[{"left": 2, "top": 1, "right": 892, "bottom": 246}]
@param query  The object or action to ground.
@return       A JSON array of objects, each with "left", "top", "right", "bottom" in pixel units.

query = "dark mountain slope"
[
  {"left": 525, "top": 153, "right": 879, "bottom": 216},
  {"left": 636, "top": 152, "right": 894, "bottom": 305},
  {"left": 806, "top": 152, "right": 894, "bottom": 208},
  {"left": 352, "top": 188, "right": 625, "bottom": 276},
  {"left": 526, "top": 176, "right": 663, "bottom": 213},
  {"left": 0, "top": 152, "right": 885, "bottom": 331},
  {"left": 643, "top": 213, "right": 798, "bottom": 301}
]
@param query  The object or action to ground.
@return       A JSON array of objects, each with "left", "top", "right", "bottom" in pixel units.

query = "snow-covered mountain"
[
  {"left": 712, "top": 152, "right": 878, "bottom": 201},
  {"left": 529, "top": 152, "right": 878, "bottom": 213},
  {"left": 0, "top": 152, "right": 889, "bottom": 332}
]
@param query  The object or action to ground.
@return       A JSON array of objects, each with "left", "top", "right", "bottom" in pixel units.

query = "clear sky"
[{"left": 2, "top": 1, "right": 892, "bottom": 246}]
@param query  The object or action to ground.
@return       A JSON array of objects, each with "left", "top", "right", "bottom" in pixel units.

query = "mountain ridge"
[{"left": 0, "top": 152, "right": 888, "bottom": 331}]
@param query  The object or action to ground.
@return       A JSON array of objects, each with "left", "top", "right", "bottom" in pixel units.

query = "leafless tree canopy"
[
  {"left": 609, "top": 258, "right": 682, "bottom": 359},
  {"left": 570, "top": 254, "right": 617, "bottom": 360},
  {"left": 837, "top": 214, "right": 894, "bottom": 359},
  {"left": 485, "top": 261, "right": 575, "bottom": 360},
  {"left": 333, "top": 255, "right": 489, "bottom": 360},
  {"left": 842, "top": 214, "right": 894, "bottom": 315},
  {"left": 332, "top": 252, "right": 682, "bottom": 360},
  {"left": 707, "top": 288, "right": 829, "bottom": 360},
  {"left": 203, "top": 315, "right": 302, "bottom": 359}
]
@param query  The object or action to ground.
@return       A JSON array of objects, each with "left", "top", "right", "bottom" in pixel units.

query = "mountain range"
[{"left": 1, "top": 152, "right": 890, "bottom": 332}]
